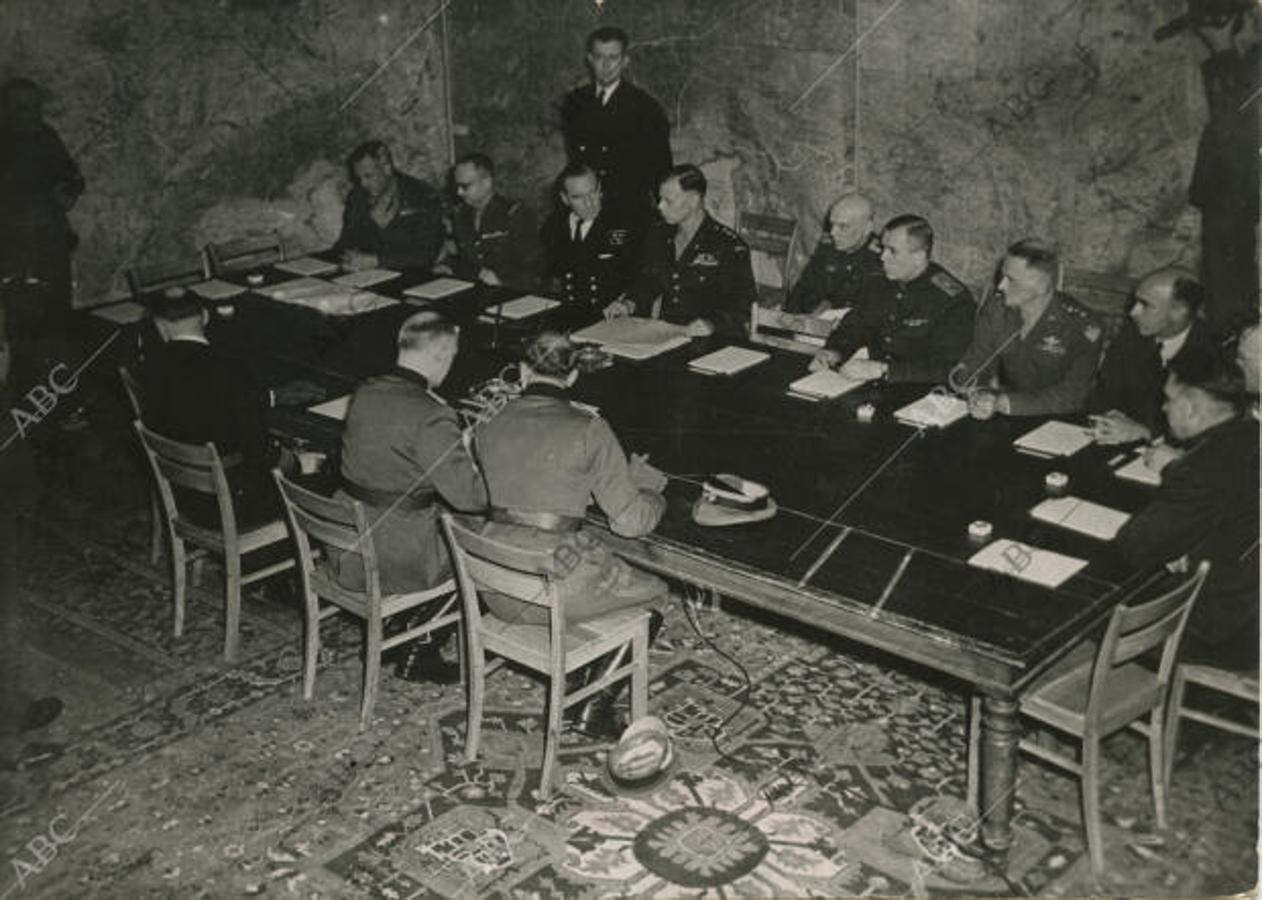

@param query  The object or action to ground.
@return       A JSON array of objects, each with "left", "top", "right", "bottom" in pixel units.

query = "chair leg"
[
  {"left": 539, "top": 669, "right": 565, "bottom": 800},
  {"left": 223, "top": 553, "right": 241, "bottom": 662},
  {"left": 456, "top": 621, "right": 467, "bottom": 687},
  {"left": 630, "top": 629, "right": 648, "bottom": 722},
  {"left": 1163, "top": 667, "right": 1188, "bottom": 791},
  {"left": 1081, "top": 736, "right": 1105, "bottom": 878},
  {"left": 171, "top": 538, "right": 187, "bottom": 637},
  {"left": 148, "top": 492, "right": 163, "bottom": 564},
  {"left": 360, "top": 617, "right": 382, "bottom": 731},
  {"left": 302, "top": 596, "right": 320, "bottom": 702},
  {"left": 465, "top": 646, "right": 484, "bottom": 764},
  {"left": 966, "top": 694, "right": 981, "bottom": 816},
  {"left": 1147, "top": 707, "right": 1168, "bottom": 829},
  {"left": 191, "top": 555, "right": 206, "bottom": 588}
]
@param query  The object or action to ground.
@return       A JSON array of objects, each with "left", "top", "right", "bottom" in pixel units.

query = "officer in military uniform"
[
  {"left": 450, "top": 153, "right": 543, "bottom": 290},
  {"left": 476, "top": 330, "right": 668, "bottom": 624},
  {"left": 541, "top": 163, "right": 639, "bottom": 325},
  {"left": 561, "top": 26, "right": 672, "bottom": 218},
  {"left": 811, "top": 215, "right": 973, "bottom": 384},
  {"left": 785, "top": 193, "right": 883, "bottom": 314},
  {"left": 336, "top": 312, "right": 487, "bottom": 683},
  {"left": 608, "top": 165, "right": 757, "bottom": 339},
  {"left": 953, "top": 239, "right": 1102, "bottom": 417}
]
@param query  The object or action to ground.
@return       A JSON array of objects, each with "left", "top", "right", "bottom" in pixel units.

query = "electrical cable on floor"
[{"left": 680, "top": 583, "right": 754, "bottom": 767}]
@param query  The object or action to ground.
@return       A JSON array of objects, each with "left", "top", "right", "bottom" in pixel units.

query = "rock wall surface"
[{"left": 3, "top": 0, "right": 1208, "bottom": 302}]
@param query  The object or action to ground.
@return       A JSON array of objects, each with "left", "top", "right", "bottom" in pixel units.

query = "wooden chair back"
[
  {"left": 207, "top": 233, "right": 286, "bottom": 276},
  {"left": 133, "top": 420, "right": 237, "bottom": 539},
  {"left": 272, "top": 471, "right": 383, "bottom": 601},
  {"left": 739, "top": 212, "right": 799, "bottom": 301},
  {"left": 126, "top": 254, "right": 209, "bottom": 299},
  {"left": 118, "top": 365, "right": 144, "bottom": 420}
]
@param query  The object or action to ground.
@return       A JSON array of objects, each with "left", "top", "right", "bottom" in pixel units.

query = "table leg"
[{"left": 979, "top": 692, "right": 1019, "bottom": 853}]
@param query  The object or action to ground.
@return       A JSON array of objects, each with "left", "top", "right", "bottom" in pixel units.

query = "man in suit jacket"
[
  {"left": 561, "top": 26, "right": 672, "bottom": 218},
  {"left": 1115, "top": 349, "right": 1258, "bottom": 668},
  {"left": 541, "top": 163, "right": 640, "bottom": 324},
  {"left": 450, "top": 153, "right": 542, "bottom": 289},
  {"left": 1090, "top": 268, "right": 1218, "bottom": 444},
  {"left": 332, "top": 140, "right": 444, "bottom": 271},
  {"left": 141, "top": 293, "right": 280, "bottom": 525}
]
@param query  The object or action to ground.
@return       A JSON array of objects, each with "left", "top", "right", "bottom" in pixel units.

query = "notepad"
[
  {"left": 893, "top": 391, "right": 969, "bottom": 429},
  {"left": 786, "top": 368, "right": 868, "bottom": 400},
  {"left": 1030, "top": 496, "right": 1131, "bottom": 541},
  {"left": 689, "top": 347, "right": 770, "bottom": 376},
  {"left": 190, "top": 279, "right": 247, "bottom": 300},
  {"left": 1113, "top": 453, "right": 1162, "bottom": 486},
  {"left": 333, "top": 268, "right": 400, "bottom": 289},
  {"left": 1014, "top": 420, "right": 1094, "bottom": 458},
  {"left": 478, "top": 295, "right": 560, "bottom": 321},
  {"left": 275, "top": 256, "right": 340, "bottom": 277},
  {"left": 572, "top": 317, "right": 692, "bottom": 360},
  {"left": 404, "top": 277, "right": 475, "bottom": 299},
  {"left": 968, "top": 539, "right": 1088, "bottom": 588},
  {"left": 308, "top": 394, "right": 351, "bottom": 421},
  {"left": 89, "top": 301, "right": 148, "bottom": 324},
  {"left": 258, "top": 276, "right": 335, "bottom": 300}
]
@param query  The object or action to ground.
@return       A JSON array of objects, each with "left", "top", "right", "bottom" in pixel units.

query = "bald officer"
[
  {"left": 785, "top": 193, "right": 882, "bottom": 314},
  {"left": 954, "top": 239, "right": 1102, "bottom": 418},
  {"left": 810, "top": 214, "right": 973, "bottom": 384}
]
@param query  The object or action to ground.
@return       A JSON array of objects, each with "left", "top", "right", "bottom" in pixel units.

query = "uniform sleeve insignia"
[
  {"left": 931, "top": 272, "right": 963, "bottom": 296},
  {"left": 570, "top": 401, "right": 601, "bottom": 416},
  {"left": 1084, "top": 324, "right": 1101, "bottom": 343}
]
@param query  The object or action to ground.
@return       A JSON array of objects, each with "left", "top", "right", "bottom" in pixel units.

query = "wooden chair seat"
[
  {"left": 480, "top": 607, "right": 647, "bottom": 672},
  {"left": 172, "top": 517, "right": 288, "bottom": 554},
  {"left": 1022, "top": 642, "right": 1165, "bottom": 740}
]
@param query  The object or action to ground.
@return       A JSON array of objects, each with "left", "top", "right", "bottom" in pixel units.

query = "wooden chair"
[
  {"left": 966, "top": 561, "right": 1209, "bottom": 878},
  {"left": 440, "top": 513, "right": 650, "bottom": 799},
  {"left": 273, "top": 472, "right": 462, "bottom": 730},
  {"left": 1164, "top": 662, "right": 1258, "bottom": 787},
  {"left": 126, "top": 254, "right": 209, "bottom": 299},
  {"left": 749, "top": 304, "right": 840, "bottom": 354},
  {"left": 1059, "top": 266, "right": 1137, "bottom": 325},
  {"left": 206, "top": 233, "right": 286, "bottom": 276},
  {"left": 118, "top": 366, "right": 163, "bottom": 564},
  {"left": 738, "top": 212, "right": 799, "bottom": 308},
  {"left": 134, "top": 421, "right": 295, "bottom": 661}
]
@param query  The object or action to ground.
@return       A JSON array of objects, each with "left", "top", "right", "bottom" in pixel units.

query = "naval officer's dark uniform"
[{"left": 541, "top": 207, "right": 640, "bottom": 324}]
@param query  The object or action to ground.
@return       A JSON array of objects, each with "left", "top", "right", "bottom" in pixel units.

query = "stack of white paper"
[
  {"left": 689, "top": 347, "right": 770, "bottom": 376},
  {"left": 1030, "top": 496, "right": 1131, "bottom": 540},
  {"left": 190, "top": 279, "right": 247, "bottom": 300},
  {"left": 308, "top": 395, "right": 351, "bottom": 421},
  {"left": 258, "top": 276, "right": 335, "bottom": 300},
  {"left": 275, "top": 257, "right": 340, "bottom": 277},
  {"left": 893, "top": 392, "right": 969, "bottom": 429},
  {"left": 333, "top": 268, "right": 400, "bottom": 289},
  {"left": 572, "top": 317, "right": 691, "bottom": 360},
  {"left": 968, "top": 539, "right": 1088, "bottom": 588},
  {"left": 478, "top": 295, "right": 561, "bottom": 321},
  {"left": 404, "top": 277, "right": 475, "bottom": 299},
  {"left": 1014, "top": 420, "right": 1094, "bottom": 458},
  {"left": 786, "top": 369, "right": 868, "bottom": 400},
  {"left": 1114, "top": 454, "right": 1162, "bottom": 486}
]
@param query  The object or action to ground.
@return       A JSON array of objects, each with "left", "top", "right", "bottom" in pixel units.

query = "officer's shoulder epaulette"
[
  {"left": 569, "top": 400, "right": 601, "bottom": 417},
  {"left": 1057, "top": 293, "right": 1102, "bottom": 341},
  {"left": 712, "top": 220, "right": 742, "bottom": 242},
  {"left": 930, "top": 270, "right": 964, "bottom": 297}
]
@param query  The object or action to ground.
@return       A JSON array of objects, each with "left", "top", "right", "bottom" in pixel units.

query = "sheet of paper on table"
[
  {"left": 817, "top": 306, "right": 852, "bottom": 322},
  {"left": 968, "top": 539, "right": 1088, "bottom": 589},
  {"left": 786, "top": 368, "right": 868, "bottom": 400},
  {"left": 477, "top": 295, "right": 561, "bottom": 321},
  {"left": 1113, "top": 453, "right": 1162, "bottom": 486},
  {"left": 258, "top": 276, "right": 334, "bottom": 300},
  {"left": 1014, "top": 420, "right": 1094, "bottom": 458},
  {"left": 308, "top": 394, "right": 351, "bottom": 421},
  {"left": 893, "top": 391, "right": 969, "bottom": 429},
  {"left": 190, "top": 279, "right": 247, "bottom": 300},
  {"left": 89, "top": 301, "right": 148, "bottom": 324},
  {"left": 260, "top": 278, "right": 397, "bottom": 316},
  {"left": 572, "top": 317, "right": 691, "bottom": 360},
  {"left": 333, "top": 268, "right": 400, "bottom": 289},
  {"left": 275, "top": 257, "right": 340, "bottom": 277},
  {"left": 404, "top": 277, "right": 475, "bottom": 299},
  {"left": 1029, "top": 495, "right": 1131, "bottom": 541},
  {"left": 689, "top": 346, "right": 770, "bottom": 376}
]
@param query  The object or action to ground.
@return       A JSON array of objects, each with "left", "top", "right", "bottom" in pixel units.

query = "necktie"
[{"left": 572, "top": 221, "right": 583, "bottom": 244}]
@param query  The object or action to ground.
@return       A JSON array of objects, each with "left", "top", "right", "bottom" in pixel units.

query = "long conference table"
[{"left": 87, "top": 257, "right": 1161, "bottom": 855}]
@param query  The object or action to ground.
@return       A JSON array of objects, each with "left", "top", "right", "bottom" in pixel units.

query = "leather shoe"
[{"left": 579, "top": 691, "right": 626, "bottom": 741}]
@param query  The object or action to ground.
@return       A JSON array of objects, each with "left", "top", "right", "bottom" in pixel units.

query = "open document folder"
[
  {"left": 1030, "top": 496, "right": 1131, "bottom": 541},
  {"left": 572, "top": 317, "right": 691, "bottom": 360},
  {"left": 786, "top": 368, "right": 868, "bottom": 400},
  {"left": 689, "top": 346, "right": 770, "bottom": 376},
  {"left": 893, "top": 391, "right": 969, "bottom": 429},
  {"left": 478, "top": 295, "right": 560, "bottom": 321},
  {"left": 1014, "top": 420, "right": 1094, "bottom": 458}
]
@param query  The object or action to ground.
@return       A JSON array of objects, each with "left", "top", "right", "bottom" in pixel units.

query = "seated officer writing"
[
  {"left": 810, "top": 214, "right": 973, "bottom": 383},
  {"left": 541, "top": 163, "right": 639, "bottom": 322},
  {"left": 1089, "top": 267, "right": 1217, "bottom": 444},
  {"left": 607, "top": 164, "right": 756, "bottom": 339},
  {"left": 332, "top": 140, "right": 444, "bottom": 271},
  {"left": 1114, "top": 349, "right": 1258, "bottom": 669},
  {"left": 785, "top": 192, "right": 882, "bottom": 315},
  {"left": 953, "top": 239, "right": 1102, "bottom": 418}
]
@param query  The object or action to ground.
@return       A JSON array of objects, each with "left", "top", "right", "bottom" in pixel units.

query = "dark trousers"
[{"left": 1200, "top": 207, "right": 1259, "bottom": 336}]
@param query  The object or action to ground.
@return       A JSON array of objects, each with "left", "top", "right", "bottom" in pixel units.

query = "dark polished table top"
[{"left": 89, "top": 261, "right": 1159, "bottom": 693}]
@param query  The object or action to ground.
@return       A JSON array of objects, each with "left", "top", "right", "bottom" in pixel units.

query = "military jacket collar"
[
  {"left": 522, "top": 382, "right": 572, "bottom": 401},
  {"left": 669, "top": 214, "right": 722, "bottom": 266},
  {"left": 392, "top": 365, "right": 431, "bottom": 390}
]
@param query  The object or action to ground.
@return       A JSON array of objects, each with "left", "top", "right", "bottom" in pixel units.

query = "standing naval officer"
[
  {"left": 810, "top": 214, "right": 973, "bottom": 384},
  {"left": 561, "top": 26, "right": 672, "bottom": 217},
  {"left": 450, "top": 153, "right": 543, "bottom": 289},
  {"left": 607, "top": 165, "right": 757, "bottom": 339},
  {"left": 541, "top": 163, "right": 639, "bottom": 324},
  {"left": 953, "top": 239, "right": 1102, "bottom": 418},
  {"left": 785, "top": 193, "right": 883, "bottom": 315}
]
